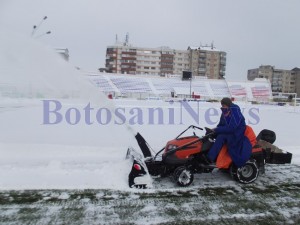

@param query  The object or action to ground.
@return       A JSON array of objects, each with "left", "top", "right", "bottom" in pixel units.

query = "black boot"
[{"left": 201, "top": 154, "right": 214, "bottom": 165}]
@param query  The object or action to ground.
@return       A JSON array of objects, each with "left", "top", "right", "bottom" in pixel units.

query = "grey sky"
[{"left": 1, "top": 0, "right": 299, "bottom": 80}]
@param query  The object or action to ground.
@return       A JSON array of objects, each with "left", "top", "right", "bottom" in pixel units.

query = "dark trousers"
[{"left": 207, "top": 134, "right": 229, "bottom": 161}]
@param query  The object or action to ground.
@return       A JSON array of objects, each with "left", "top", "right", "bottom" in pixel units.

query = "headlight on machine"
[{"left": 167, "top": 144, "right": 178, "bottom": 151}]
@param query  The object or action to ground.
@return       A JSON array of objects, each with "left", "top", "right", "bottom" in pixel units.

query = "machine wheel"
[
  {"left": 173, "top": 166, "right": 194, "bottom": 187},
  {"left": 230, "top": 160, "right": 259, "bottom": 184}
]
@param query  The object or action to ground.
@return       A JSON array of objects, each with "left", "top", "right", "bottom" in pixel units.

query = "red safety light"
[{"left": 133, "top": 164, "right": 142, "bottom": 171}]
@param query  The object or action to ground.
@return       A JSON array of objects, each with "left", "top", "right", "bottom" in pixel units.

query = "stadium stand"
[
  {"left": 86, "top": 73, "right": 272, "bottom": 101},
  {"left": 228, "top": 84, "right": 247, "bottom": 98},
  {"left": 209, "top": 80, "right": 231, "bottom": 98},
  {"left": 110, "top": 76, "right": 152, "bottom": 94},
  {"left": 251, "top": 86, "right": 271, "bottom": 99},
  {"left": 89, "top": 75, "right": 116, "bottom": 92}
]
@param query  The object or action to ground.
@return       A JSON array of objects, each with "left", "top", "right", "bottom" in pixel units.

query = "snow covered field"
[
  {"left": 0, "top": 99, "right": 299, "bottom": 190},
  {"left": 0, "top": 29, "right": 299, "bottom": 225},
  {"left": 0, "top": 99, "right": 300, "bottom": 225}
]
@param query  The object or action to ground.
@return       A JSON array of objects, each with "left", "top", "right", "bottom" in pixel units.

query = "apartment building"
[
  {"left": 292, "top": 67, "right": 300, "bottom": 96},
  {"left": 247, "top": 65, "right": 297, "bottom": 94},
  {"left": 188, "top": 46, "right": 226, "bottom": 79},
  {"left": 105, "top": 42, "right": 226, "bottom": 79},
  {"left": 248, "top": 65, "right": 273, "bottom": 81}
]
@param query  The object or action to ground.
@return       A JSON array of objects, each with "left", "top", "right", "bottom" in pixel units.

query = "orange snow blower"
[{"left": 126, "top": 125, "right": 292, "bottom": 188}]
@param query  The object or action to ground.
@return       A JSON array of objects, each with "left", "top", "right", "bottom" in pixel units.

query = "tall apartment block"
[
  {"left": 248, "top": 65, "right": 299, "bottom": 95},
  {"left": 292, "top": 67, "right": 300, "bottom": 96},
  {"left": 187, "top": 46, "right": 226, "bottom": 79},
  {"left": 105, "top": 42, "right": 226, "bottom": 79}
]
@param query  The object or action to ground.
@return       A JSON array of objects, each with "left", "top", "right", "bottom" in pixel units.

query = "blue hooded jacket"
[{"left": 214, "top": 103, "right": 252, "bottom": 167}]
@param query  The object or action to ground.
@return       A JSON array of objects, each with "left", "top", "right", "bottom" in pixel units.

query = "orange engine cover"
[{"left": 164, "top": 136, "right": 202, "bottom": 159}]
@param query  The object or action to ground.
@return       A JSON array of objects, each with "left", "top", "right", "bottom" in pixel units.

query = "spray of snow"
[
  {"left": 0, "top": 27, "right": 139, "bottom": 189},
  {"left": 0, "top": 27, "right": 105, "bottom": 103}
]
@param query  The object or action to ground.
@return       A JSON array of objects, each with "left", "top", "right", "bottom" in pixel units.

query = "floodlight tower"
[
  {"left": 34, "top": 31, "right": 51, "bottom": 38},
  {"left": 31, "top": 16, "right": 48, "bottom": 37},
  {"left": 31, "top": 16, "right": 51, "bottom": 38}
]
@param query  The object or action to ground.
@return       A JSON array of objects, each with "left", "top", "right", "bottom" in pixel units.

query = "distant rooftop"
[{"left": 188, "top": 43, "right": 221, "bottom": 52}]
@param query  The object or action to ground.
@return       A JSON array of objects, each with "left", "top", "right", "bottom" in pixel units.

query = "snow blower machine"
[{"left": 126, "top": 125, "right": 292, "bottom": 188}]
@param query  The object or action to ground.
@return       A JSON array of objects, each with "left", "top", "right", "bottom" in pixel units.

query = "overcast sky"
[{"left": 1, "top": 0, "right": 299, "bottom": 80}]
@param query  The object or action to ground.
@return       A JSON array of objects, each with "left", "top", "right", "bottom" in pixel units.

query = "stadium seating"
[
  {"left": 110, "top": 76, "right": 152, "bottom": 94},
  {"left": 86, "top": 73, "right": 272, "bottom": 101}
]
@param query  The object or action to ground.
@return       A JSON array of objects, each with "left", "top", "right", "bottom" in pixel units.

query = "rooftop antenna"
[
  {"left": 125, "top": 32, "right": 129, "bottom": 46},
  {"left": 115, "top": 34, "right": 118, "bottom": 44}
]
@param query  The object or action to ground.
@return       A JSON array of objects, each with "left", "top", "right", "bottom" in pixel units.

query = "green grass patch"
[{"left": 0, "top": 182, "right": 299, "bottom": 225}]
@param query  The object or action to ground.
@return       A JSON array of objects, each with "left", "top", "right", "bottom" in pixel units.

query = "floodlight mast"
[
  {"left": 190, "top": 74, "right": 192, "bottom": 98},
  {"left": 34, "top": 31, "right": 51, "bottom": 38},
  {"left": 31, "top": 16, "right": 48, "bottom": 37}
]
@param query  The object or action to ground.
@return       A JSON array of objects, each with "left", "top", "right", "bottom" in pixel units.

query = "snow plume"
[
  {"left": 0, "top": 27, "right": 138, "bottom": 190},
  {"left": 0, "top": 27, "right": 101, "bottom": 103},
  {"left": 0, "top": 27, "right": 138, "bottom": 148}
]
